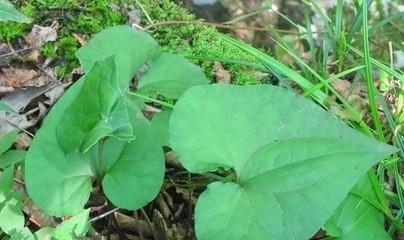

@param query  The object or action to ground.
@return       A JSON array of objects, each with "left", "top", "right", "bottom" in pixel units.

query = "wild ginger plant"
[{"left": 23, "top": 25, "right": 398, "bottom": 239}]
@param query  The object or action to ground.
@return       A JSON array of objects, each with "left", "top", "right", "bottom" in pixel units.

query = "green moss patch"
[{"left": 4, "top": 0, "right": 261, "bottom": 84}]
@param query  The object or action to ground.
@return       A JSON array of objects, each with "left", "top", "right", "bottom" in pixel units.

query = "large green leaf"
[
  {"left": 25, "top": 77, "right": 95, "bottom": 215},
  {"left": 26, "top": 58, "right": 164, "bottom": 216},
  {"left": 101, "top": 127, "right": 165, "bottom": 210},
  {"left": 76, "top": 25, "right": 160, "bottom": 87},
  {"left": 0, "top": 1, "right": 31, "bottom": 23},
  {"left": 324, "top": 175, "right": 391, "bottom": 240},
  {"left": 137, "top": 53, "right": 209, "bottom": 99},
  {"left": 169, "top": 84, "right": 398, "bottom": 240}
]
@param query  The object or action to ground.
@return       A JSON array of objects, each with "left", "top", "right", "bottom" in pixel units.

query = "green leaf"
[
  {"left": 324, "top": 175, "right": 391, "bottom": 239},
  {"left": 75, "top": 25, "right": 160, "bottom": 87},
  {"left": 0, "top": 130, "right": 17, "bottom": 155},
  {"left": 0, "top": 190, "right": 32, "bottom": 239},
  {"left": 151, "top": 109, "right": 172, "bottom": 147},
  {"left": 56, "top": 56, "right": 144, "bottom": 153},
  {"left": 0, "top": 150, "right": 26, "bottom": 168},
  {"left": 137, "top": 53, "right": 209, "bottom": 99},
  {"left": 0, "top": 101, "right": 14, "bottom": 112},
  {"left": 52, "top": 209, "right": 90, "bottom": 239},
  {"left": 25, "top": 75, "right": 95, "bottom": 216},
  {"left": 169, "top": 84, "right": 398, "bottom": 240},
  {"left": 101, "top": 126, "right": 165, "bottom": 210},
  {"left": 31, "top": 227, "right": 54, "bottom": 240},
  {"left": 0, "top": 166, "right": 14, "bottom": 203},
  {"left": 0, "top": 1, "right": 31, "bottom": 23},
  {"left": 26, "top": 57, "right": 165, "bottom": 217}
]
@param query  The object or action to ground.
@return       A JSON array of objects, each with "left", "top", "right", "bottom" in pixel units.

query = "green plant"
[
  {"left": 168, "top": 84, "right": 397, "bottom": 239},
  {"left": 0, "top": 131, "right": 29, "bottom": 238},
  {"left": 25, "top": 26, "right": 208, "bottom": 217},
  {"left": 208, "top": 0, "right": 404, "bottom": 238},
  {"left": 0, "top": 130, "right": 89, "bottom": 239},
  {"left": 41, "top": 42, "right": 57, "bottom": 58},
  {"left": 23, "top": 25, "right": 399, "bottom": 239}
]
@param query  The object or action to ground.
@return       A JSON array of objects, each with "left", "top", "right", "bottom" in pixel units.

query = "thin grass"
[
  {"left": 223, "top": 6, "right": 270, "bottom": 25},
  {"left": 215, "top": 32, "right": 328, "bottom": 103},
  {"left": 302, "top": 65, "right": 365, "bottom": 97},
  {"left": 303, "top": 9, "right": 316, "bottom": 67},
  {"left": 347, "top": 0, "right": 372, "bottom": 43},
  {"left": 348, "top": 44, "right": 404, "bottom": 82},
  {"left": 361, "top": 0, "right": 386, "bottom": 142},
  {"left": 369, "top": 11, "right": 404, "bottom": 35},
  {"left": 268, "top": 37, "right": 375, "bottom": 137}
]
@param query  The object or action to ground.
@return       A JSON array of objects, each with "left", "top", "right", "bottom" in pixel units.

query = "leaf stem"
[
  {"left": 97, "top": 138, "right": 106, "bottom": 179},
  {"left": 125, "top": 90, "right": 175, "bottom": 109}
]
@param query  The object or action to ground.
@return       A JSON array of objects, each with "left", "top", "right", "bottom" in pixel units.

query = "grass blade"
[
  {"left": 347, "top": 0, "right": 373, "bottom": 43},
  {"left": 361, "top": 0, "right": 385, "bottom": 142},
  {"left": 215, "top": 32, "right": 327, "bottom": 103}
]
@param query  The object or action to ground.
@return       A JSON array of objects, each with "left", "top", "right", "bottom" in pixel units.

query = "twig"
[
  {"left": 89, "top": 207, "right": 119, "bottom": 223},
  {"left": 140, "top": 207, "right": 154, "bottom": 234},
  {"left": 134, "top": 210, "right": 144, "bottom": 240}
]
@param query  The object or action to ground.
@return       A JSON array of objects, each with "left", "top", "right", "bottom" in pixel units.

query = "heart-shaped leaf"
[
  {"left": 137, "top": 53, "right": 209, "bottom": 99},
  {"left": 169, "top": 84, "right": 398, "bottom": 240},
  {"left": 75, "top": 25, "right": 160, "bottom": 87},
  {"left": 101, "top": 128, "right": 165, "bottom": 210}
]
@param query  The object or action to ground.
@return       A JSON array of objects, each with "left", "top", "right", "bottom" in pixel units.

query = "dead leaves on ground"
[{"left": 0, "top": 21, "right": 68, "bottom": 139}]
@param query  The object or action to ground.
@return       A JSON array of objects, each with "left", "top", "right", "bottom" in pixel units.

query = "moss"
[
  {"left": 74, "top": 2, "right": 125, "bottom": 34},
  {"left": 57, "top": 36, "right": 79, "bottom": 60},
  {"left": 136, "top": 0, "right": 261, "bottom": 85},
  {"left": 0, "top": 3, "right": 36, "bottom": 41},
  {"left": 5, "top": 0, "right": 261, "bottom": 85},
  {"left": 41, "top": 42, "right": 57, "bottom": 58}
]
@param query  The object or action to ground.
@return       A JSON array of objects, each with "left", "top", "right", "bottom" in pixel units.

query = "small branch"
[
  {"left": 125, "top": 91, "right": 175, "bottom": 109},
  {"left": 89, "top": 207, "right": 119, "bottom": 223}
]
